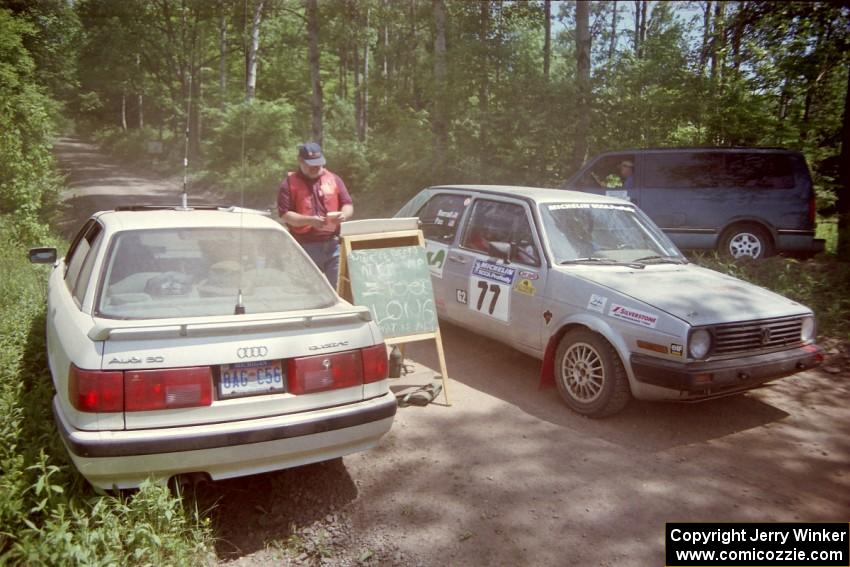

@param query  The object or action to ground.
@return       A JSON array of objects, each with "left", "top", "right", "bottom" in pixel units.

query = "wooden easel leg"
[{"left": 434, "top": 327, "right": 450, "bottom": 406}]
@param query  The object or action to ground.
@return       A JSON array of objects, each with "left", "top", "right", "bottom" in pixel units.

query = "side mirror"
[
  {"left": 487, "top": 241, "right": 511, "bottom": 263},
  {"left": 28, "top": 247, "right": 57, "bottom": 265}
]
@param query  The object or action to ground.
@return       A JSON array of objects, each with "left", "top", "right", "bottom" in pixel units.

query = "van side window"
[
  {"left": 724, "top": 153, "right": 795, "bottom": 189},
  {"left": 644, "top": 153, "right": 723, "bottom": 189},
  {"left": 577, "top": 155, "right": 635, "bottom": 189},
  {"left": 417, "top": 194, "right": 470, "bottom": 243}
]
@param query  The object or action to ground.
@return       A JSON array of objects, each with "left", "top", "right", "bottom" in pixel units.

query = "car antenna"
[
  {"left": 233, "top": 0, "right": 249, "bottom": 316},
  {"left": 180, "top": 72, "right": 192, "bottom": 210}
]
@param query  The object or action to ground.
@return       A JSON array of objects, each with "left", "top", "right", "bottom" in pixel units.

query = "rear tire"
[
  {"left": 719, "top": 224, "right": 772, "bottom": 260},
  {"left": 554, "top": 329, "right": 630, "bottom": 418}
]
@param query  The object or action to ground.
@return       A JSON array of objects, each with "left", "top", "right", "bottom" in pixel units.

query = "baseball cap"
[{"left": 298, "top": 142, "right": 326, "bottom": 166}]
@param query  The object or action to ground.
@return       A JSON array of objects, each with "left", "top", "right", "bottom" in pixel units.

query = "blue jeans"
[{"left": 300, "top": 238, "right": 340, "bottom": 288}]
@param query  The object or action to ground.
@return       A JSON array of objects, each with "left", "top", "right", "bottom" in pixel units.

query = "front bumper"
[
  {"left": 630, "top": 344, "right": 823, "bottom": 397},
  {"left": 54, "top": 391, "right": 397, "bottom": 489}
]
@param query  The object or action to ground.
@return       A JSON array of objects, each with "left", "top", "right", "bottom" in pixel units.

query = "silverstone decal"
[
  {"left": 472, "top": 259, "right": 516, "bottom": 285},
  {"left": 425, "top": 241, "right": 449, "bottom": 279},
  {"left": 547, "top": 203, "right": 633, "bottom": 212},
  {"left": 518, "top": 270, "right": 539, "bottom": 281},
  {"left": 456, "top": 289, "right": 468, "bottom": 304},
  {"left": 608, "top": 303, "right": 659, "bottom": 328},
  {"left": 587, "top": 294, "right": 607, "bottom": 313},
  {"left": 515, "top": 279, "right": 536, "bottom": 296},
  {"left": 671, "top": 343, "right": 684, "bottom": 357}
]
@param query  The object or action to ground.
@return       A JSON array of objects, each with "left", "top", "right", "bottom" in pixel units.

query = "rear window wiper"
[
  {"left": 631, "top": 255, "right": 687, "bottom": 265},
  {"left": 560, "top": 257, "right": 645, "bottom": 269}
]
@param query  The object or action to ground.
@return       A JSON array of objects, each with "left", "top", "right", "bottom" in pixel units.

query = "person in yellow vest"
[{"left": 277, "top": 142, "right": 354, "bottom": 285}]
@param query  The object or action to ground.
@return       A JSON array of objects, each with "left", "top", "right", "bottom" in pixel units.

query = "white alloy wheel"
[
  {"left": 560, "top": 342, "right": 605, "bottom": 404},
  {"left": 720, "top": 224, "right": 772, "bottom": 260},
  {"left": 554, "top": 329, "right": 630, "bottom": 417}
]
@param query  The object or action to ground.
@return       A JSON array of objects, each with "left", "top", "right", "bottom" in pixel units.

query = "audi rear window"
[{"left": 96, "top": 227, "right": 335, "bottom": 319}]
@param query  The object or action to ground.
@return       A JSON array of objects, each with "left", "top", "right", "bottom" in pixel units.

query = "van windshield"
[
  {"left": 540, "top": 203, "right": 684, "bottom": 264},
  {"left": 97, "top": 227, "right": 335, "bottom": 319}
]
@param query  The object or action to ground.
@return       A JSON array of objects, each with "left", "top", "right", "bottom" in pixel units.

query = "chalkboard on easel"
[{"left": 346, "top": 246, "right": 437, "bottom": 339}]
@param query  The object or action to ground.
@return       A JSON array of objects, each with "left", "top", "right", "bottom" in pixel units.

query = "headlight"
[
  {"left": 688, "top": 329, "right": 712, "bottom": 359},
  {"left": 800, "top": 316, "right": 815, "bottom": 342}
]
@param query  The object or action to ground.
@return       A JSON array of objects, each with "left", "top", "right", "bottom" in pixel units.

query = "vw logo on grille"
[
  {"left": 237, "top": 346, "right": 268, "bottom": 359},
  {"left": 759, "top": 327, "right": 772, "bottom": 345}
]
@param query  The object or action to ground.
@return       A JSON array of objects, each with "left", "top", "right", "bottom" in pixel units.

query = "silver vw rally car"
[
  {"left": 396, "top": 186, "right": 823, "bottom": 417},
  {"left": 29, "top": 206, "right": 395, "bottom": 489}
]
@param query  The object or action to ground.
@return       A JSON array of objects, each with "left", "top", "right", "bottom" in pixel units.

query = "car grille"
[{"left": 712, "top": 317, "right": 803, "bottom": 356}]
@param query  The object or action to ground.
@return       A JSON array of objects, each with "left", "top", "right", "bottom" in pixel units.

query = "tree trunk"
[
  {"left": 709, "top": 1, "right": 724, "bottom": 92},
  {"left": 479, "top": 0, "right": 490, "bottom": 171},
  {"left": 608, "top": 0, "right": 617, "bottom": 66},
  {"left": 572, "top": 0, "right": 591, "bottom": 169},
  {"left": 246, "top": 0, "right": 264, "bottom": 102},
  {"left": 432, "top": 0, "right": 448, "bottom": 170},
  {"left": 543, "top": 0, "right": 551, "bottom": 81},
  {"left": 121, "top": 90, "right": 127, "bottom": 131},
  {"left": 633, "top": 0, "right": 640, "bottom": 57},
  {"left": 699, "top": 0, "right": 712, "bottom": 76},
  {"left": 138, "top": 93, "right": 144, "bottom": 129},
  {"left": 638, "top": 0, "right": 647, "bottom": 56},
  {"left": 219, "top": 2, "right": 227, "bottom": 108},
  {"left": 136, "top": 53, "right": 144, "bottom": 128},
  {"left": 837, "top": 63, "right": 850, "bottom": 260},
  {"left": 360, "top": 6, "right": 370, "bottom": 143},
  {"left": 306, "top": 0, "right": 323, "bottom": 144}
]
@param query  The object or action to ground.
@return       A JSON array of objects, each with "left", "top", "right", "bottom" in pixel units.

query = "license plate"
[{"left": 219, "top": 360, "right": 285, "bottom": 399}]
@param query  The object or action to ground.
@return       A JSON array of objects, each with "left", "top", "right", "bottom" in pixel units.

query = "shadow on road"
[{"left": 404, "top": 321, "right": 790, "bottom": 452}]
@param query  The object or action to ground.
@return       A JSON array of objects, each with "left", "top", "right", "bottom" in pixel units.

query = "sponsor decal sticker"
[
  {"left": 608, "top": 303, "right": 659, "bottom": 328},
  {"left": 425, "top": 241, "right": 449, "bottom": 279},
  {"left": 456, "top": 289, "right": 468, "bottom": 304},
  {"left": 515, "top": 279, "right": 536, "bottom": 296},
  {"left": 671, "top": 343, "right": 684, "bottom": 357},
  {"left": 472, "top": 259, "right": 516, "bottom": 285},
  {"left": 518, "top": 270, "right": 539, "bottom": 281},
  {"left": 543, "top": 310, "right": 553, "bottom": 325},
  {"left": 604, "top": 189, "right": 630, "bottom": 200},
  {"left": 587, "top": 294, "right": 607, "bottom": 313}
]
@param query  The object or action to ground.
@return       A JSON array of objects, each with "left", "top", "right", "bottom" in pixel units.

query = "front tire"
[
  {"left": 554, "top": 329, "right": 630, "bottom": 417},
  {"left": 719, "top": 224, "right": 772, "bottom": 259}
]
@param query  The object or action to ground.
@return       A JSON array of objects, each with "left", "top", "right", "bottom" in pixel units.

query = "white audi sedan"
[{"left": 29, "top": 206, "right": 395, "bottom": 489}]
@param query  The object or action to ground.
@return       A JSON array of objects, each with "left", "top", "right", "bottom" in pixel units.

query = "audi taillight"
[
  {"left": 69, "top": 365, "right": 124, "bottom": 412},
  {"left": 124, "top": 367, "right": 212, "bottom": 411},
  {"left": 288, "top": 351, "right": 362, "bottom": 394},
  {"left": 361, "top": 344, "right": 388, "bottom": 384}
]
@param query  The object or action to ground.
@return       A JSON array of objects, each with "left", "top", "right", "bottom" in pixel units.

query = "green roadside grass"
[{"left": 0, "top": 218, "right": 213, "bottom": 565}]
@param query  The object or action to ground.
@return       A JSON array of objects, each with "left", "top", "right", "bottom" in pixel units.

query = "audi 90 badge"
[{"left": 237, "top": 346, "right": 269, "bottom": 359}]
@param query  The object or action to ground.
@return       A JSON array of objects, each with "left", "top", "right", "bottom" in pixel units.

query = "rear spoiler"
[{"left": 88, "top": 308, "right": 373, "bottom": 341}]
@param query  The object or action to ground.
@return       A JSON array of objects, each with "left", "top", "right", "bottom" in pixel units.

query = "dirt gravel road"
[{"left": 54, "top": 138, "right": 850, "bottom": 566}]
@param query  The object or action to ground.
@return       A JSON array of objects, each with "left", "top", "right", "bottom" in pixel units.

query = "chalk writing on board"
[{"left": 347, "top": 246, "right": 438, "bottom": 338}]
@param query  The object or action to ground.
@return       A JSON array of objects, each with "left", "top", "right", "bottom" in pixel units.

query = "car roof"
[
  {"left": 427, "top": 184, "right": 632, "bottom": 206},
  {"left": 589, "top": 147, "right": 799, "bottom": 155},
  {"left": 91, "top": 206, "right": 280, "bottom": 232}
]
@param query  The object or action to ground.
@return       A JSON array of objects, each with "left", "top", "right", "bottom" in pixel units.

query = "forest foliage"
[{"left": 57, "top": 1, "right": 850, "bottom": 230}]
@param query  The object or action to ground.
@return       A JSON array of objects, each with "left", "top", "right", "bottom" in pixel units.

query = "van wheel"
[
  {"left": 720, "top": 224, "right": 772, "bottom": 260},
  {"left": 554, "top": 329, "right": 630, "bottom": 417}
]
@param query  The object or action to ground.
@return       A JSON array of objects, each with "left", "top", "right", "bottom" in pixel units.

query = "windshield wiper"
[
  {"left": 631, "top": 255, "right": 687, "bottom": 265},
  {"left": 560, "top": 257, "right": 645, "bottom": 269}
]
